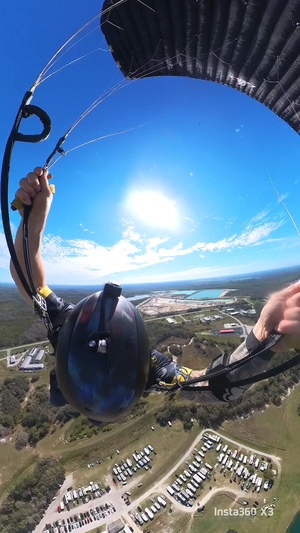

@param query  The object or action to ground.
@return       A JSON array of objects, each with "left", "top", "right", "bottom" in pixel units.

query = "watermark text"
[{"left": 213, "top": 506, "right": 274, "bottom": 517}]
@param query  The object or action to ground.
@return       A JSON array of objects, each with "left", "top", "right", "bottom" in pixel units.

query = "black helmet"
[{"left": 55, "top": 283, "right": 150, "bottom": 422}]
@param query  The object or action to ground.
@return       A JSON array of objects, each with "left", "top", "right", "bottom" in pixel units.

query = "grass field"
[
  {"left": 190, "top": 492, "right": 274, "bottom": 533},
  {"left": 1, "top": 385, "right": 300, "bottom": 532},
  {"left": 70, "top": 419, "right": 200, "bottom": 496},
  {"left": 0, "top": 349, "right": 300, "bottom": 533},
  {"left": 0, "top": 442, "right": 36, "bottom": 500},
  {"left": 144, "top": 506, "right": 191, "bottom": 533}
]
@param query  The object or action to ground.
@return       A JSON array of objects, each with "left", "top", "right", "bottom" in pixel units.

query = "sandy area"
[{"left": 138, "top": 296, "right": 235, "bottom": 316}]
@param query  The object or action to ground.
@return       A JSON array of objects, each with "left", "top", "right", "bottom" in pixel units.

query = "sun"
[{"left": 127, "top": 190, "right": 179, "bottom": 230}]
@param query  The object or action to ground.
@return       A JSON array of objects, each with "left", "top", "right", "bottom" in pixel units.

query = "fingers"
[
  {"left": 276, "top": 303, "right": 300, "bottom": 333},
  {"left": 274, "top": 280, "right": 300, "bottom": 300},
  {"left": 286, "top": 291, "right": 300, "bottom": 308},
  {"left": 15, "top": 168, "right": 53, "bottom": 206},
  {"left": 277, "top": 320, "right": 300, "bottom": 335}
]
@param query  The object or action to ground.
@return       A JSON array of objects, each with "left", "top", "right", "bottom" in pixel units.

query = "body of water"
[
  {"left": 187, "top": 289, "right": 225, "bottom": 300},
  {"left": 287, "top": 512, "right": 300, "bottom": 532},
  {"left": 170, "top": 290, "right": 197, "bottom": 296}
]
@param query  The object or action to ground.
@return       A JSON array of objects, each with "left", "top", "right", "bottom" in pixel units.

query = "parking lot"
[
  {"left": 35, "top": 429, "right": 281, "bottom": 533},
  {"left": 163, "top": 431, "right": 279, "bottom": 515}
]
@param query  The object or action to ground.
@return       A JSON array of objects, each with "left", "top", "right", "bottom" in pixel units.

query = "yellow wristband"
[{"left": 38, "top": 285, "right": 52, "bottom": 298}]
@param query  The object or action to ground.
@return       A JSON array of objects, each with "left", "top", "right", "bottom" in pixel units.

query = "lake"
[
  {"left": 187, "top": 289, "right": 225, "bottom": 299},
  {"left": 287, "top": 512, "right": 300, "bottom": 532}
]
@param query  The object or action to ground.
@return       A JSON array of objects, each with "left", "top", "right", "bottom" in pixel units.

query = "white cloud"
[
  {"left": 0, "top": 211, "right": 286, "bottom": 285},
  {"left": 39, "top": 216, "right": 284, "bottom": 283},
  {"left": 123, "top": 255, "right": 300, "bottom": 284},
  {"left": 78, "top": 222, "right": 95, "bottom": 234},
  {"left": 121, "top": 223, "right": 142, "bottom": 243},
  {"left": 235, "top": 124, "right": 244, "bottom": 136},
  {"left": 146, "top": 237, "right": 169, "bottom": 249},
  {"left": 251, "top": 209, "right": 269, "bottom": 222}
]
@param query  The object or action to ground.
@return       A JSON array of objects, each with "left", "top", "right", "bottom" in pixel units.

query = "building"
[
  {"left": 240, "top": 308, "right": 256, "bottom": 315},
  {"left": 34, "top": 349, "right": 45, "bottom": 362},
  {"left": 19, "top": 347, "right": 45, "bottom": 371},
  {"left": 223, "top": 323, "right": 240, "bottom": 329},
  {"left": 28, "top": 347, "right": 39, "bottom": 357},
  {"left": 166, "top": 317, "right": 176, "bottom": 324},
  {"left": 107, "top": 519, "right": 125, "bottom": 533},
  {"left": 20, "top": 356, "right": 32, "bottom": 369}
]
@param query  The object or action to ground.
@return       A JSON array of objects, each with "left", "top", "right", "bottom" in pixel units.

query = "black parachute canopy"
[{"left": 101, "top": 0, "right": 300, "bottom": 134}]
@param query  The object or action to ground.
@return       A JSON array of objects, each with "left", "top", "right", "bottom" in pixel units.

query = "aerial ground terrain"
[{"left": 0, "top": 267, "right": 299, "bottom": 533}]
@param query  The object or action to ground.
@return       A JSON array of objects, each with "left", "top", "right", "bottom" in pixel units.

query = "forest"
[
  {"left": 0, "top": 376, "right": 78, "bottom": 447},
  {"left": 1, "top": 265, "right": 299, "bottom": 348},
  {"left": 0, "top": 458, "right": 65, "bottom": 533}
]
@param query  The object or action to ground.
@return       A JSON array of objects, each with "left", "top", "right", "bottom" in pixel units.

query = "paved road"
[
  {"left": 0, "top": 339, "right": 48, "bottom": 356},
  {"left": 0, "top": 339, "right": 48, "bottom": 366},
  {"left": 36, "top": 428, "right": 281, "bottom": 533}
]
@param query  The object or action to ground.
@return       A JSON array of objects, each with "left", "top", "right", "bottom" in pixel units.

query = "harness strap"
[{"left": 158, "top": 337, "right": 300, "bottom": 395}]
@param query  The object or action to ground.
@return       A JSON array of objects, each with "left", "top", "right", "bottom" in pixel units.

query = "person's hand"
[
  {"left": 253, "top": 281, "right": 300, "bottom": 351},
  {"left": 14, "top": 167, "right": 53, "bottom": 228}
]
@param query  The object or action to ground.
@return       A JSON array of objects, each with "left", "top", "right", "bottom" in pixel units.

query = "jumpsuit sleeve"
[{"left": 180, "top": 329, "right": 274, "bottom": 404}]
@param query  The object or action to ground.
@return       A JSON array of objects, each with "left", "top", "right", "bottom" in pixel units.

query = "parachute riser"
[
  {"left": 156, "top": 332, "right": 300, "bottom": 395},
  {"left": 1, "top": 89, "right": 53, "bottom": 328}
]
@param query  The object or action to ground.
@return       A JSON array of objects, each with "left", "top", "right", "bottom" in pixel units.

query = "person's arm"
[
  {"left": 10, "top": 168, "right": 76, "bottom": 409},
  {"left": 180, "top": 280, "right": 300, "bottom": 403},
  {"left": 148, "top": 282, "right": 300, "bottom": 402},
  {"left": 10, "top": 167, "right": 53, "bottom": 304}
]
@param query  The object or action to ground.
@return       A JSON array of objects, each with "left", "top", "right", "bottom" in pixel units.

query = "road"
[
  {"left": 0, "top": 339, "right": 48, "bottom": 356},
  {"left": 0, "top": 339, "right": 48, "bottom": 365},
  {"left": 36, "top": 428, "right": 281, "bottom": 533}
]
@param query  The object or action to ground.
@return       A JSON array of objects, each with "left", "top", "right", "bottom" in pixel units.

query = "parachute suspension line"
[
  {"left": 264, "top": 57, "right": 300, "bottom": 239},
  {"left": 128, "top": 39, "right": 195, "bottom": 79},
  {"left": 39, "top": 27, "right": 99, "bottom": 82},
  {"left": 66, "top": 126, "right": 140, "bottom": 152},
  {"left": 36, "top": 15, "right": 102, "bottom": 86},
  {"left": 275, "top": 56, "right": 300, "bottom": 126},
  {"left": 66, "top": 79, "right": 131, "bottom": 136},
  {"left": 211, "top": 51, "right": 231, "bottom": 66},
  {"left": 45, "top": 77, "right": 132, "bottom": 167},
  {"left": 137, "top": 0, "right": 155, "bottom": 12},
  {"left": 37, "top": 0, "right": 129, "bottom": 86},
  {"left": 268, "top": 169, "right": 300, "bottom": 238},
  {"left": 48, "top": 127, "right": 139, "bottom": 169},
  {"left": 127, "top": 34, "right": 241, "bottom": 80},
  {"left": 39, "top": 48, "right": 105, "bottom": 85}
]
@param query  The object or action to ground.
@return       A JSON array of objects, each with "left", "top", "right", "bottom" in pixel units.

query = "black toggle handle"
[{"left": 15, "top": 104, "right": 51, "bottom": 143}]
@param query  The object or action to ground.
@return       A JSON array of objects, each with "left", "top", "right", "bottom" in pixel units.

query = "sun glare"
[{"left": 127, "top": 190, "right": 179, "bottom": 230}]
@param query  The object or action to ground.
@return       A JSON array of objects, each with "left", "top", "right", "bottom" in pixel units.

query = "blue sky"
[{"left": 0, "top": 0, "right": 299, "bottom": 286}]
